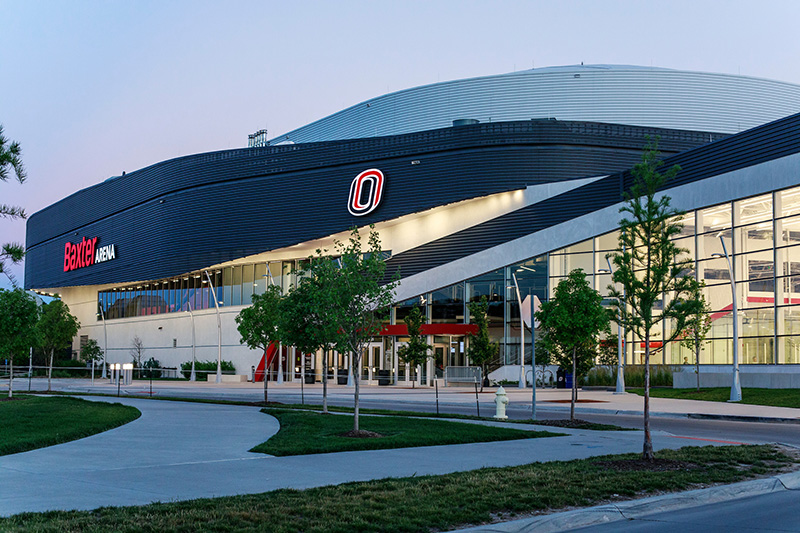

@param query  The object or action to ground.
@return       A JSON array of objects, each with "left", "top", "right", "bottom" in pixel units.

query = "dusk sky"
[{"left": 2, "top": 0, "right": 800, "bottom": 288}]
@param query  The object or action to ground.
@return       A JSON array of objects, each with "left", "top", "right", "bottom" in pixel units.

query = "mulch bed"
[
  {"left": 592, "top": 458, "right": 700, "bottom": 472},
  {"left": 338, "top": 430, "right": 385, "bottom": 439}
]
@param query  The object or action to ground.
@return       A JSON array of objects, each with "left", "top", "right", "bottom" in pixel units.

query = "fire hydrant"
[{"left": 494, "top": 386, "right": 509, "bottom": 420}]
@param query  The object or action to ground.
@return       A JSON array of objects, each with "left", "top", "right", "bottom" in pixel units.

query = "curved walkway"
[{"left": 0, "top": 396, "right": 728, "bottom": 516}]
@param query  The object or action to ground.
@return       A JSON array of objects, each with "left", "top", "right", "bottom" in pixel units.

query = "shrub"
[
  {"left": 141, "top": 357, "right": 162, "bottom": 379},
  {"left": 180, "top": 360, "right": 236, "bottom": 381},
  {"left": 584, "top": 365, "right": 677, "bottom": 388}
]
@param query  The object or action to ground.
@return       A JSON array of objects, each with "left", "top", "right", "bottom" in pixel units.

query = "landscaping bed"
[{"left": 630, "top": 387, "right": 800, "bottom": 409}]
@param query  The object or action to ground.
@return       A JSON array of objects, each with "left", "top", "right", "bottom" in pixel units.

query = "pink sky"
[{"left": 3, "top": 0, "right": 800, "bottom": 288}]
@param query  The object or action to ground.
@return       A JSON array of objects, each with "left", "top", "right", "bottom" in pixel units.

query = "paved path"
[
  {"left": 0, "top": 396, "right": 731, "bottom": 517},
  {"left": 18, "top": 378, "right": 800, "bottom": 422}
]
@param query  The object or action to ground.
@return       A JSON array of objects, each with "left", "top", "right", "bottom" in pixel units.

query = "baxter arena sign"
[{"left": 63, "top": 237, "right": 116, "bottom": 272}]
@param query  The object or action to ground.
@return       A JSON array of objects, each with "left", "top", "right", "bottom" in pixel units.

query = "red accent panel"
[
  {"left": 379, "top": 323, "right": 479, "bottom": 336},
  {"left": 254, "top": 342, "right": 278, "bottom": 382}
]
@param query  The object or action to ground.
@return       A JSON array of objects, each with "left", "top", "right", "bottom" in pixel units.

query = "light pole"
[
  {"left": 98, "top": 305, "right": 108, "bottom": 379},
  {"left": 510, "top": 273, "right": 526, "bottom": 389},
  {"left": 187, "top": 302, "right": 196, "bottom": 381},
  {"left": 203, "top": 271, "right": 223, "bottom": 384},
  {"left": 713, "top": 234, "right": 742, "bottom": 402},
  {"left": 600, "top": 257, "right": 626, "bottom": 394}
]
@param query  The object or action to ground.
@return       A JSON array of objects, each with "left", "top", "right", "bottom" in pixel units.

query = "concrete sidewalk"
[
  {"left": 13, "top": 377, "right": 800, "bottom": 422},
  {"left": 0, "top": 395, "right": 736, "bottom": 517}
]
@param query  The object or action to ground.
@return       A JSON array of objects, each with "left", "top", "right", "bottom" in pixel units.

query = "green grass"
[
  {"left": 1, "top": 445, "right": 792, "bottom": 532},
  {"left": 0, "top": 395, "right": 141, "bottom": 456},
  {"left": 253, "top": 408, "right": 562, "bottom": 455},
  {"left": 630, "top": 387, "right": 800, "bottom": 408}
]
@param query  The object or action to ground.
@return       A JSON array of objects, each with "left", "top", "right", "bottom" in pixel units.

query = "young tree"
[
  {"left": 397, "top": 305, "right": 431, "bottom": 389},
  {"left": 36, "top": 299, "right": 80, "bottom": 392},
  {"left": 236, "top": 284, "right": 283, "bottom": 403},
  {"left": 678, "top": 283, "right": 712, "bottom": 391},
  {"left": 535, "top": 269, "right": 609, "bottom": 420},
  {"left": 81, "top": 339, "right": 104, "bottom": 364},
  {"left": 130, "top": 336, "right": 146, "bottom": 378},
  {"left": 311, "top": 227, "right": 397, "bottom": 433},
  {"left": 607, "top": 139, "right": 703, "bottom": 460},
  {"left": 0, "top": 288, "right": 38, "bottom": 398},
  {"left": 0, "top": 125, "right": 27, "bottom": 285},
  {"left": 281, "top": 256, "right": 343, "bottom": 413},
  {"left": 465, "top": 296, "right": 499, "bottom": 391}
]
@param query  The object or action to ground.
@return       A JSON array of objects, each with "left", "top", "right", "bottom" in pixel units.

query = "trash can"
[
  {"left": 556, "top": 368, "right": 566, "bottom": 389},
  {"left": 337, "top": 369, "right": 348, "bottom": 385},
  {"left": 565, "top": 372, "right": 574, "bottom": 389},
  {"left": 304, "top": 371, "right": 315, "bottom": 384},
  {"left": 377, "top": 369, "right": 391, "bottom": 386}
]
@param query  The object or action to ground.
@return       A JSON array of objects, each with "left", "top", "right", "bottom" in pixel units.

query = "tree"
[
  {"left": 465, "top": 296, "right": 498, "bottom": 391},
  {"left": 130, "top": 336, "right": 146, "bottom": 377},
  {"left": 305, "top": 227, "right": 397, "bottom": 433},
  {"left": 36, "top": 299, "right": 80, "bottom": 392},
  {"left": 678, "top": 283, "right": 712, "bottom": 391},
  {"left": 397, "top": 305, "right": 431, "bottom": 389},
  {"left": 0, "top": 288, "right": 38, "bottom": 398},
  {"left": 0, "top": 125, "right": 27, "bottom": 285},
  {"left": 236, "top": 284, "right": 283, "bottom": 403},
  {"left": 81, "top": 339, "right": 104, "bottom": 364},
  {"left": 281, "top": 255, "right": 346, "bottom": 414},
  {"left": 607, "top": 139, "right": 703, "bottom": 460},
  {"left": 535, "top": 269, "right": 609, "bottom": 420}
]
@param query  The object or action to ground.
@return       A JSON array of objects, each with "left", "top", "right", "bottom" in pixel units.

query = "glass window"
[
  {"left": 742, "top": 336, "right": 773, "bottom": 364},
  {"left": 595, "top": 231, "right": 619, "bottom": 253},
  {"left": 267, "top": 262, "right": 281, "bottom": 291},
  {"left": 778, "top": 336, "right": 800, "bottom": 363},
  {"left": 222, "top": 268, "right": 233, "bottom": 307},
  {"left": 431, "top": 283, "right": 464, "bottom": 324},
  {"left": 779, "top": 187, "right": 800, "bottom": 218},
  {"left": 777, "top": 215, "right": 800, "bottom": 246},
  {"left": 673, "top": 211, "right": 696, "bottom": 237},
  {"left": 700, "top": 203, "right": 732, "bottom": 234},
  {"left": 736, "top": 193, "right": 772, "bottom": 226},
  {"left": 242, "top": 264, "right": 255, "bottom": 305},
  {"left": 252, "top": 263, "right": 266, "bottom": 295},
  {"left": 231, "top": 267, "right": 242, "bottom": 306},
  {"left": 281, "top": 261, "right": 294, "bottom": 293},
  {"left": 735, "top": 221, "right": 773, "bottom": 254}
]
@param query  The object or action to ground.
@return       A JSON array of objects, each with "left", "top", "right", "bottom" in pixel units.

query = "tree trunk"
[
  {"left": 643, "top": 332, "right": 654, "bottom": 461},
  {"left": 8, "top": 357, "right": 13, "bottom": 399},
  {"left": 411, "top": 365, "right": 416, "bottom": 389},
  {"left": 570, "top": 347, "right": 577, "bottom": 421},
  {"left": 322, "top": 349, "right": 328, "bottom": 414},
  {"left": 353, "top": 351, "right": 360, "bottom": 432},
  {"left": 264, "top": 358, "right": 270, "bottom": 403},
  {"left": 48, "top": 349, "right": 54, "bottom": 392},
  {"left": 695, "top": 338, "right": 700, "bottom": 392}
]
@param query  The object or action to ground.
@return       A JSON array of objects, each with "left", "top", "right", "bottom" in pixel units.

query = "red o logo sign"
[{"left": 348, "top": 169, "right": 384, "bottom": 216}]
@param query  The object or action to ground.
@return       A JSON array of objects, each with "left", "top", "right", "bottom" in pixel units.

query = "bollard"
[{"left": 493, "top": 386, "right": 509, "bottom": 420}]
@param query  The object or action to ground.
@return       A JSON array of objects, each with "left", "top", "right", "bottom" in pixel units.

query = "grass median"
[
  {"left": 630, "top": 387, "right": 800, "bottom": 408},
  {"left": 252, "top": 408, "right": 562, "bottom": 455},
  {"left": 0, "top": 395, "right": 141, "bottom": 456},
  {"left": 1, "top": 445, "right": 794, "bottom": 532}
]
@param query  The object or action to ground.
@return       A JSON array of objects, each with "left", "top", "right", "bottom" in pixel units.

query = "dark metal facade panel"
[
  {"left": 25, "top": 120, "right": 718, "bottom": 290},
  {"left": 385, "top": 111, "right": 800, "bottom": 282}
]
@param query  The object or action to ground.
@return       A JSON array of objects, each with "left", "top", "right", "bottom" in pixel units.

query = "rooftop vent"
[{"left": 452, "top": 118, "right": 480, "bottom": 127}]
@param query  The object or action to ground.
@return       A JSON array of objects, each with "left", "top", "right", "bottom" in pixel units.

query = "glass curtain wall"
[{"left": 547, "top": 185, "right": 800, "bottom": 366}]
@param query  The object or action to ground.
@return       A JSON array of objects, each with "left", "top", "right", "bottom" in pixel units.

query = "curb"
[
  {"left": 452, "top": 470, "right": 800, "bottom": 532},
  {"left": 534, "top": 404, "right": 800, "bottom": 425}
]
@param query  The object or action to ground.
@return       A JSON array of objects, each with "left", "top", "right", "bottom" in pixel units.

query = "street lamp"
[
  {"left": 186, "top": 302, "right": 196, "bottom": 381},
  {"left": 599, "top": 257, "right": 626, "bottom": 394},
  {"left": 98, "top": 305, "right": 108, "bottom": 379},
  {"left": 510, "top": 273, "right": 526, "bottom": 389},
  {"left": 712, "top": 233, "right": 742, "bottom": 402},
  {"left": 203, "top": 271, "right": 223, "bottom": 384}
]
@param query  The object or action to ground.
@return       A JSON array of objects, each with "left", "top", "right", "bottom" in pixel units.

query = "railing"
[{"left": 444, "top": 366, "right": 482, "bottom": 384}]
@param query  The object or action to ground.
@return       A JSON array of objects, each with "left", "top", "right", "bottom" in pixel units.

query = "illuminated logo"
[
  {"left": 63, "top": 237, "right": 116, "bottom": 272},
  {"left": 348, "top": 168, "right": 385, "bottom": 216}
]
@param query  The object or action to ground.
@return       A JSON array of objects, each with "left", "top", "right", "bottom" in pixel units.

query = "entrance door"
[
  {"left": 434, "top": 345, "right": 446, "bottom": 379},
  {"left": 362, "top": 342, "right": 382, "bottom": 384}
]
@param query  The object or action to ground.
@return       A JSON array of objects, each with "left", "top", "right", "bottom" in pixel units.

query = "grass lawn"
[
  {"left": 253, "top": 408, "right": 562, "bottom": 455},
  {"left": 630, "top": 387, "right": 800, "bottom": 408},
  {"left": 1, "top": 445, "right": 793, "bottom": 532},
  {"left": 0, "top": 395, "right": 141, "bottom": 456}
]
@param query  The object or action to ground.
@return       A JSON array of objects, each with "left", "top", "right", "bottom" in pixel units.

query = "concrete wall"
[{"left": 673, "top": 365, "right": 800, "bottom": 389}]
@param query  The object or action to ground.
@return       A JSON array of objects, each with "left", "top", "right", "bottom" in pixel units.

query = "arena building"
[{"left": 24, "top": 65, "right": 800, "bottom": 387}]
